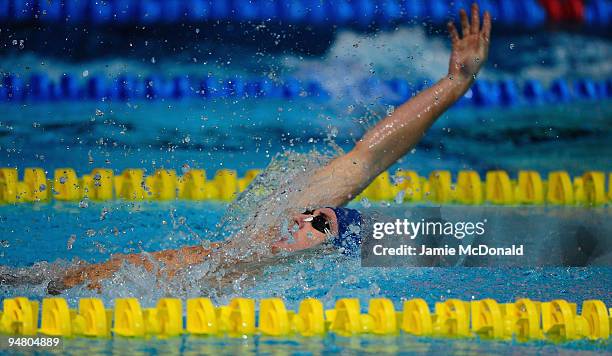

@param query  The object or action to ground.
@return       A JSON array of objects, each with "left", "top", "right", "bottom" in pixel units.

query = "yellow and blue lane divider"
[
  {"left": 1, "top": 167, "right": 611, "bottom": 206},
  {"left": 0, "top": 297, "right": 609, "bottom": 342}
]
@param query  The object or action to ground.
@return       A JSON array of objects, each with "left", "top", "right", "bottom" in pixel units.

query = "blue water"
[
  {"left": 1, "top": 201, "right": 611, "bottom": 303},
  {"left": 1, "top": 26, "right": 611, "bottom": 354},
  {"left": 35, "top": 333, "right": 612, "bottom": 355},
  {"left": 2, "top": 28, "right": 612, "bottom": 175},
  {"left": 1, "top": 100, "right": 611, "bottom": 176},
  {"left": 1, "top": 201, "right": 611, "bottom": 353}
]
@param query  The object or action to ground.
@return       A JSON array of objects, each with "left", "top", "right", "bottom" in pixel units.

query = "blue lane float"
[
  {"left": 549, "top": 79, "right": 572, "bottom": 103},
  {"left": 1, "top": 73, "right": 610, "bottom": 108},
  {"left": 585, "top": 0, "right": 611, "bottom": 27},
  {"left": 6, "top": 0, "right": 606, "bottom": 28},
  {"left": 386, "top": 77, "right": 611, "bottom": 107},
  {"left": 523, "top": 79, "right": 545, "bottom": 105},
  {"left": 6, "top": 0, "right": 609, "bottom": 28},
  {"left": 498, "top": 79, "right": 520, "bottom": 106}
]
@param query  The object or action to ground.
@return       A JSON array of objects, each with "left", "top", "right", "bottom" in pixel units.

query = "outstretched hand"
[{"left": 447, "top": 3, "right": 492, "bottom": 82}]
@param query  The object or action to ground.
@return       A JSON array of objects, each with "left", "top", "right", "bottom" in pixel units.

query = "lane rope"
[
  {"left": 4, "top": 0, "right": 609, "bottom": 27},
  {"left": 1, "top": 167, "right": 611, "bottom": 205},
  {"left": 2, "top": 73, "right": 611, "bottom": 107},
  {"left": 0, "top": 296, "right": 609, "bottom": 341}
]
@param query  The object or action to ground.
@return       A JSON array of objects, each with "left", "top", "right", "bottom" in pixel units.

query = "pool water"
[
  {"left": 2, "top": 28, "right": 612, "bottom": 175},
  {"left": 1, "top": 27, "right": 611, "bottom": 354},
  {"left": 45, "top": 332, "right": 612, "bottom": 355},
  {"left": 1, "top": 201, "right": 611, "bottom": 354},
  {"left": 1, "top": 100, "right": 611, "bottom": 176}
]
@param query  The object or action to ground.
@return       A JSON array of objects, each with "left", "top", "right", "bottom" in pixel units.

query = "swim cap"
[{"left": 328, "top": 207, "right": 363, "bottom": 256}]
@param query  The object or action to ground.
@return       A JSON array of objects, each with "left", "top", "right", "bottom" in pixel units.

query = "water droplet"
[
  {"left": 395, "top": 190, "right": 405, "bottom": 204},
  {"left": 330, "top": 127, "right": 338, "bottom": 137},
  {"left": 361, "top": 198, "right": 371, "bottom": 208},
  {"left": 94, "top": 242, "right": 107, "bottom": 254},
  {"left": 67, "top": 235, "right": 76, "bottom": 250},
  {"left": 348, "top": 224, "right": 361, "bottom": 235},
  {"left": 100, "top": 208, "right": 109, "bottom": 221},
  {"left": 345, "top": 275, "right": 358, "bottom": 284}
]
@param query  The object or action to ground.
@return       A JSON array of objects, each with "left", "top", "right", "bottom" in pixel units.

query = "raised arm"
[
  {"left": 296, "top": 4, "right": 491, "bottom": 208},
  {"left": 359, "top": 4, "right": 491, "bottom": 174}
]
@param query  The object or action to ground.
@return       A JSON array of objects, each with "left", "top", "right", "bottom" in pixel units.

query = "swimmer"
[{"left": 45, "top": 4, "right": 491, "bottom": 294}]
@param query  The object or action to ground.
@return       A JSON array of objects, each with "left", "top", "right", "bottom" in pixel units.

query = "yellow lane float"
[
  {"left": 0, "top": 297, "right": 609, "bottom": 342},
  {"left": 0, "top": 167, "right": 610, "bottom": 206}
]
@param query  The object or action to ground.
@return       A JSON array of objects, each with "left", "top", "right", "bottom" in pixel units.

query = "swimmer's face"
[{"left": 272, "top": 208, "right": 339, "bottom": 253}]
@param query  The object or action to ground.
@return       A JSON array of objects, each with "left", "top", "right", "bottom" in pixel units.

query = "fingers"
[
  {"left": 470, "top": 3, "right": 480, "bottom": 34},
  {"left": 447, "top": 21, "right": 460, "bottom": 43},
  {"left": 481, "top": 11, "right": 492, "bottom": 43},
  {"left": 459, "top": 9, "right": 470, "bottom": 37}
]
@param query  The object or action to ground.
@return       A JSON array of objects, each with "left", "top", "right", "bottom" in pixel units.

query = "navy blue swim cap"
[{"left": 328, "top": 207, "right": 363, "bottom": 256}]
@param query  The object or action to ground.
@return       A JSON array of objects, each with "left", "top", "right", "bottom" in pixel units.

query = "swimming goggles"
[{"left": 302, "top": 210, "right": 331, "bottom": 235}]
